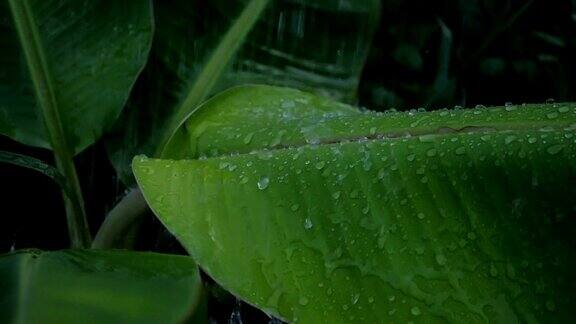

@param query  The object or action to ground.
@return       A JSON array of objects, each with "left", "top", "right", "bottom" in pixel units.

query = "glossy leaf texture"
[
  {"left": 161, "top": 85, "right": 360, "bottom": 159},
  {"left": 0, "top": 249, "right": 203, "bottom": 324},
  {"left": 106, "top": 0, "right": 379, "bottom": 184},
  {"left": 0, "top": 0, "right": 153, "bottom": 154},
  {"left": 134, "top": 86, "right": 576, "bottom": 323}
]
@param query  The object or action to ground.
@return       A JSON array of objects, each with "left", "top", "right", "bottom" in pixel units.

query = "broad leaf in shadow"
[
  {"left": 0, "top": 0, "right": 153, "bottom": 154},
  {"left": 0, "top": 249, "right": 204, "bottom": 323}
]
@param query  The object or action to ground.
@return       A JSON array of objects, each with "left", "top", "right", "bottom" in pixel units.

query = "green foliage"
[
  {"left": 0, "top": 0, "right": 153, "bottom": 154},
  {"left": 0, "top": 249, "right": 203, "bottom": 324},
  {"left": 361, "top": 0, "right": 576, "bottom": 110},
  {"left": 1, "top": 0, "right": 154, "bottom": 247},
  {"left": 1, "top": 0, "right": 576, "bottom": 322},
  {"left": 161, "top": 85, "right": 360, "bottom": 159},
  {"left": 106, "top": 0, "right": 271, "bottom": 184},
  {"left": 134, "top": 86, "right": 576, "bottom": 322},
  {"left": 106, "top": 0, "right": 380, "bottom": 184}
]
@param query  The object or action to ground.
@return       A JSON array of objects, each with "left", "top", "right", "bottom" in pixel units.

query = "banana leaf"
[
  {"left": 0, "top": 0, "right": 153, "bottom": 154},
  {"left": 134, "top": 86, "right": 576, "bottom": 322},
  {"left": 0, "top": 249, "right": 204, "bottom": 323}
]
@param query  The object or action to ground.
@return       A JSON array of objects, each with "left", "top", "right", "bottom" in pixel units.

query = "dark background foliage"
[
  {"left": 360, "top": 0, "right": 576, "bottom": 110},
  {"left": 1, "top": 0, "right": 576, "bottom": 322}
]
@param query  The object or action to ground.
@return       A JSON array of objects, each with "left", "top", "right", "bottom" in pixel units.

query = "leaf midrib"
[
  {"left": 270, "top": 118, "right": 573, "bottom": 149},
  {"left": 8, "top": 0, "right": 70, "bottom": 158},
  {"left": 8, "top": 0, "right": 90, "bottom": 247},
  {"left": 181, "top": 114, "right": 575, "bottom": 161}
]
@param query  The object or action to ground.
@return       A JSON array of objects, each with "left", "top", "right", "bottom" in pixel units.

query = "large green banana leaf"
[
  {"left": 0, "top": 0, "right": 153, "bottom": 154},
  {"left": 0, "top": 249, "right": 203, "bottom": 323},
  {"left": 134, "top": 86, "right": 576, "bottom": 322}
]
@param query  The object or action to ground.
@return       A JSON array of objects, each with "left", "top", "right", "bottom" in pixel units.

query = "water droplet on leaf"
[
  {"left": 547, "top": 144, "right": 564, "bottom": 155},
  {"left": 257, "top": 177, "right": 270, "bottom": 190},
  {"left": 304, "top": 218, "right": 313, "bottom": 230},
  {"left": 435, "top": 254, "right": 447, "bottom": 266}
]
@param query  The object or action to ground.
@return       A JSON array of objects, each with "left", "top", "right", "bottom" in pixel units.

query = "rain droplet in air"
[{"left": 351, "top": 294, "right": 360, "bottom": 305}]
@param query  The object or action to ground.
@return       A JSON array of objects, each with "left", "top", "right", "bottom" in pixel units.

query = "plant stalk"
[
  {"left": 92, "top": 189, "right": 148, "bottom": 249},
  {"left": 8, "top": 0, "right": 91, "bottom": 248}
]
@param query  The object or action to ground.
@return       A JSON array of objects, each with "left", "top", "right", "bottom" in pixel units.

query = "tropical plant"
[{"left": 1, "top": 0, "right": 575, "bottom": 323}]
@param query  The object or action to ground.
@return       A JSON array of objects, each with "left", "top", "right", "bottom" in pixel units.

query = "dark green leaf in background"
[
  {"left": 105, "top": 0, "right": 380, "bottom": 184},
  {"left": 0, "top": 0, "right": 153, "bottom": 154},
  {"left": 0, "top": 249, "right": 203, "bottom": 324}
]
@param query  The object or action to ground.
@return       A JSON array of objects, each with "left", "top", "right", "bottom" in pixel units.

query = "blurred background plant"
[
  {"left": 360, "top": 0, "right": 576, "bottom": 110},
  {"left": 1, "top": 0, "right": 576, "bottom": 322}
]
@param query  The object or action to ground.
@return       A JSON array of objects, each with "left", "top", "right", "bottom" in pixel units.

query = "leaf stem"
[
  {"left": 8, "top": 0, "right": 91, "bottom": 248},
  {"left": 0, "top": 150, "right": 72, "bottom": 197},
  {"left": 91, "top": 189, "right": 148, "bottom": 249}
]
